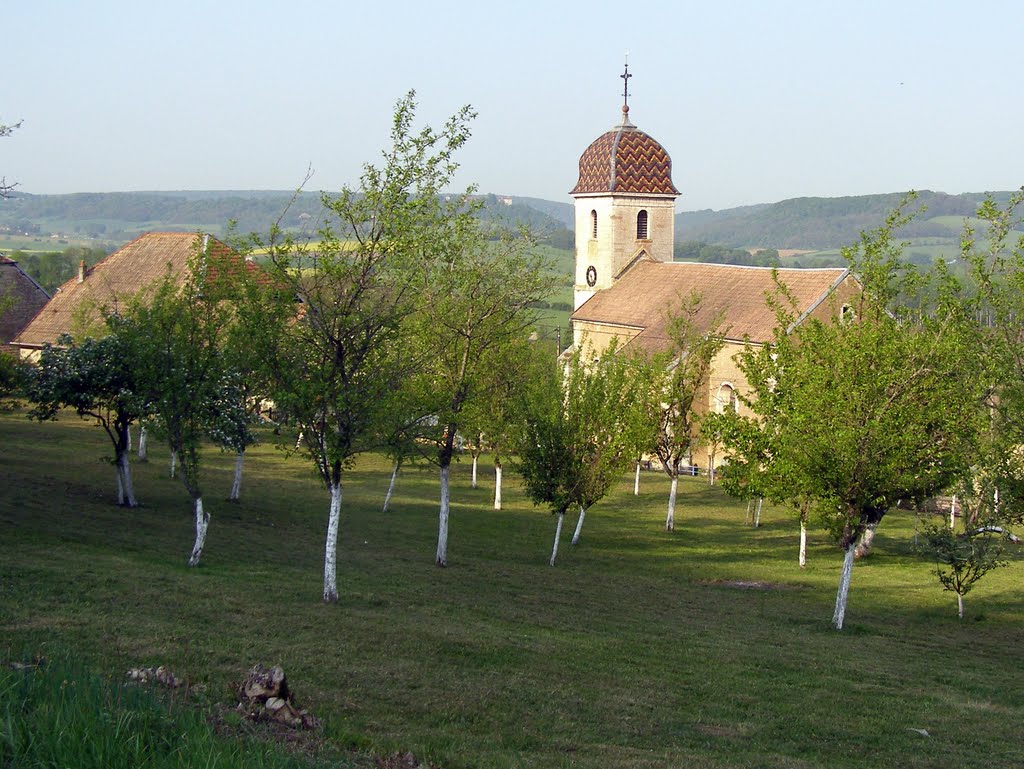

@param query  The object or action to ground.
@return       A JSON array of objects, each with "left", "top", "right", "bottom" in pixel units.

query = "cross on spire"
[{"left": 620, "top": 54, "right": 632, "bottom": 108}]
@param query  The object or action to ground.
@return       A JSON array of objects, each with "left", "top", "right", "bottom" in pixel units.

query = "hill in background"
[{"left": 1, "top": 188, "right": 1019, "bottom": 266}]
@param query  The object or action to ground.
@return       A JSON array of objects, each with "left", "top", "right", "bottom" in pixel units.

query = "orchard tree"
[
  {"left": 413, "top": 224, "right": 550, "bottom": 567},
  {"left": 248, "top": 92, "right": 476, "bottom": 601},
  {"left": 640, "top": 292, "right": 726, "bottom": 532},
  {"left": 28, "top": 331, "right": 149, "bottom": 507},
  {"left": 962, "top": 188, "right": 1024, "bottom": 527},
  {"left": 128, "top": 239, "right": 244, "bottom": 567},
  {"left": 729, "top": 202, "right": 982, "bottom": 629},
  {"left": 514, "top": 341, "right": 638, "bottom": 566}
]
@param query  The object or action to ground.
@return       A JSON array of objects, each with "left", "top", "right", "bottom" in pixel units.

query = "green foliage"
[
  {"left": 513, "top": 342, "right": 638, "bottom": 514},
  {"left": 924, "top": 523, "right": 1008, "bottom": 618},
  {"left": 14, "top": 246, "right": 110, "bottom": 293},
  {"left": 0, "top": 350, "right": 29, "bottom": 407},
  {"left": 411, "top": 223, "right": 552, "bottom": 470},
  {"left": 730, "top": 199, "right": 980, "bottom": 549},
  {"left": 961, "top": 187, "right": 1024, "bottom": 527},
  {"left": 27, "top": 331, "right": 149, "bottom": 467},
  {"left": 247, "top": 92, "right": 478, "bottom": 492},
  {"left": 124, "top": 247, "right": 241, "bottom": 501},
  {"left": 640, "top": 292, "right": 728, "bottom": 477}
]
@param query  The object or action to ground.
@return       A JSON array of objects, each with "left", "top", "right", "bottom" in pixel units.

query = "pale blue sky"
[{"left": 4, "top": 0, "right": 1022, "bottom": 210}]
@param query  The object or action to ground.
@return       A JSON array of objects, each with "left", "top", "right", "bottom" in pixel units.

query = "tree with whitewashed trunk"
[
  {"left": 513, "top": 341, "right": 637, "bottom": 565},
  {"left": 960, "top": 189, "right": 1024, "bottom": 532},
  {"left": 411, "top": 220, "right": 550, "bottom": 568},
  {"left": 244, "top": 92, "right": 477, "bottom": 600},
  {"left": 28, "top": 331, "right": 149, "bottom": 507},
  {"left": 463, "top": 335, "right": 537, "bottom": 512},
  {"left": 637, "top": 292, "right": 726, "bottom": 533},
  {"left": 206, "top": 370, "right": 257, "bottom": 503},
  {"left": 127, "top": 239, "right": 245, "bottom": 568},
  {"left": 724, "top": 200, "right": 982, "bottom": 629},
  {"left": 707, "top": 377, "right": 816, "bottom": 568}
]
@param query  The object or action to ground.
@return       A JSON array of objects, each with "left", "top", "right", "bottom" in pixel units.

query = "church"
[{"left": 566, "top": 66, "right": 860, "bottom": 470}]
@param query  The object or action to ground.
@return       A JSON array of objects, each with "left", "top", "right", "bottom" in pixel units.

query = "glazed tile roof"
[
  {"left": 572, "top": 261, "right": 850, "bottom": 349},
  {"left": 13, "top": 232, "right": 256, "bottom": 350},
  {"left": 571, "top": 122, "right": 678, "bottom": 196}
]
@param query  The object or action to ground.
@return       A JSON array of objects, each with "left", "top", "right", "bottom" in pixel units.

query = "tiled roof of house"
[
  {"left": 0, "top": 256, "right": 50, "bottom": 355},
  {"left": 571, "top": 115, "right": 678, "bottom": 197},
  {"left": 13, "top": 232, "right": 254, "bottom": 350},
  {"left": 571, "top": 261, "right": 850, "bottom": 350}
]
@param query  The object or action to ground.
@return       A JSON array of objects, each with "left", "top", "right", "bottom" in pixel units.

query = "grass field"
[{"left": 1, "top": 409, "right": 1022, "bottom": 768}]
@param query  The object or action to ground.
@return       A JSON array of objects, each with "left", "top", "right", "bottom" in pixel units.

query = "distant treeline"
[
  {"left": 674, "top": 241, "right": 781, "bottom": 267},
  {"left": 5, "top": 189, "right": 1021, "bottom": 254},
  {"left": 10, "top": 246, "right": 110, "bottom": 294},
  {"left": 676, "top": 190, "right": 1021, "bottom": 250}
]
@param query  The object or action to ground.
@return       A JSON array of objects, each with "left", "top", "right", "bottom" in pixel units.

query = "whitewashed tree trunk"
[
  {"left": 950, "top": 495, "right": 958, "bottom": 530},
  {"left": 382, "top": 461, "right": 400, "bottom": 513},
  {"left": 708, "top": 463, "right": 715, "bottom": 485},
  {"left": 634, "top": 462, "right": 641, "bottom": 496},
  {"left": 170, "top": 450, "right": 177, "bottom": 479},
  {"left": 436, "top": 465, "right": 450, "bottom": 567},
  {"left": 745, "top": 499, "right": 753, "bottom": 525},
  {"left": 229, "top": 449, "right": 244, "bottom": 501},
  {"left": 549, "top": 511, "right": 564, "bottom": 566},
  {"left": 799, "top": 519, "right": 808, "bottom": 568},
  {"left": 137, "top": 426, "right": 148, "bottom": 461},
  {"left": 571, "top": 505, "right": 586, "bottom": 545},
  {"left": 854, "top": 522, "right": 877, "bottom": 558},
  {"left": 471, "top": 455, "right": 478, "bottom": 489},
  {"left": 754, "top": 498, "right": 763, "bottom": 528},
  {"left": 832, "top": 545, "right": 856, "bottom": 630},
  {"left": 127, "top": 428, "right": 133, "bottom": 452},
  {"left": 116, "top": 465, "right": 124, "bottom": 505},
  {"left": 117, "top": 451, "right": 138, "bottom": 507},
  {"left": 957, "top": 593, "right": 964, "bottom": 620},
  {"left": 323, "top": 481, "right": 341, "bottom": 602},
  {"left": 665, "top": 475, "right": 678, "bottom": 532},
  {"left": 187, "top": 496, "right": 209, "bottom": 567},
  {"left": 493, "top": 463, "right": 502, "bottom": 511}
]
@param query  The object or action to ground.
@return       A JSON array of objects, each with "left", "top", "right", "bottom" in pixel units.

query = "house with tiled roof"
[
  {"left": 12, "top": 231, "right": 254, "bottom": 358},
  {"left": 0, "top": 256, "right": 50, "bottom": 356},
  {"left": 567, "top": 68, "right": 859, "bottom": 470}
]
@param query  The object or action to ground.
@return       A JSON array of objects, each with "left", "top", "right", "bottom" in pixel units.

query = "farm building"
[
  {"left": 12, "top": 231, "right": 256, "bottom": 359},
  {"left": 566, "top": 70, "right": 860, "bottom": 470},
  {"left": 0, "top": 255, "right": 50, "bottom": 357}
]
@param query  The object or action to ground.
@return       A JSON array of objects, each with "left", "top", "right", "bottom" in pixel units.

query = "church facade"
[{"left": 567, "top": 75, "right": 860, "bottom": 469}]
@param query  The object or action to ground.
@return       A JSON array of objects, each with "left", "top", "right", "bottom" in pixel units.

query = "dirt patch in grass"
[{"left": 699, "top": 579, "right": 798, "bottom": 590}]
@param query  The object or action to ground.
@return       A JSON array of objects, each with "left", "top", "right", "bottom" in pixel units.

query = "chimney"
[{"left": 77, "top": 260, "right": 86, "bottom": 283}]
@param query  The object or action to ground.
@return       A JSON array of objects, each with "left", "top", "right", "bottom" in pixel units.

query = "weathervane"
[{"left": 620, "top": 51, "right": 632, "bottom": 109}]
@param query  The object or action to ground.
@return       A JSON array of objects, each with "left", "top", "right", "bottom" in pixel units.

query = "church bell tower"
[{"left": 570, "top": 62, "right": 680, "bottom": 310}]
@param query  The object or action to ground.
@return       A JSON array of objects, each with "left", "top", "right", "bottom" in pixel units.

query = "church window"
[
  {"left": 591, "top": 210, "right": 598, "bottom": 239},
  {"left": 636, "top": 210, "right": 649, "bottom": 239},
  {"left": 718, "top": 384, "right": 739, "bottom": 414},
  {"left": 841, "top": 304, "right": 855, "bottom": 323}
]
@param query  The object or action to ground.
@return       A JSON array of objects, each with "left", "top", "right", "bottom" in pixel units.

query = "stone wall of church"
[{"left": 573, "top": 195, "right": 676, "bottom": 310}]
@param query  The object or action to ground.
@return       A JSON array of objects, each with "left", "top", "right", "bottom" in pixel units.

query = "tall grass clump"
[{"left": 0, "top": 657, "right": 333, "bottom": 769}]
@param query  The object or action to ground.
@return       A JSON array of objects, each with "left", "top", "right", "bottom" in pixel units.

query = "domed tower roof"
[{"left": 571, "top": 106, "right": 679, "bottom": 197}]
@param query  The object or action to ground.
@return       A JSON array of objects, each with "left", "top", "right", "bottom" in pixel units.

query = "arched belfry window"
[
  {"left": 636, "top": 210, "right": 649, "bottom": 240},
  {"left": 591, "top": 210, "right": 598, "bottom": 239},
  {"left": 718, "top": 384, "right": 739, "bottom": 415}
]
